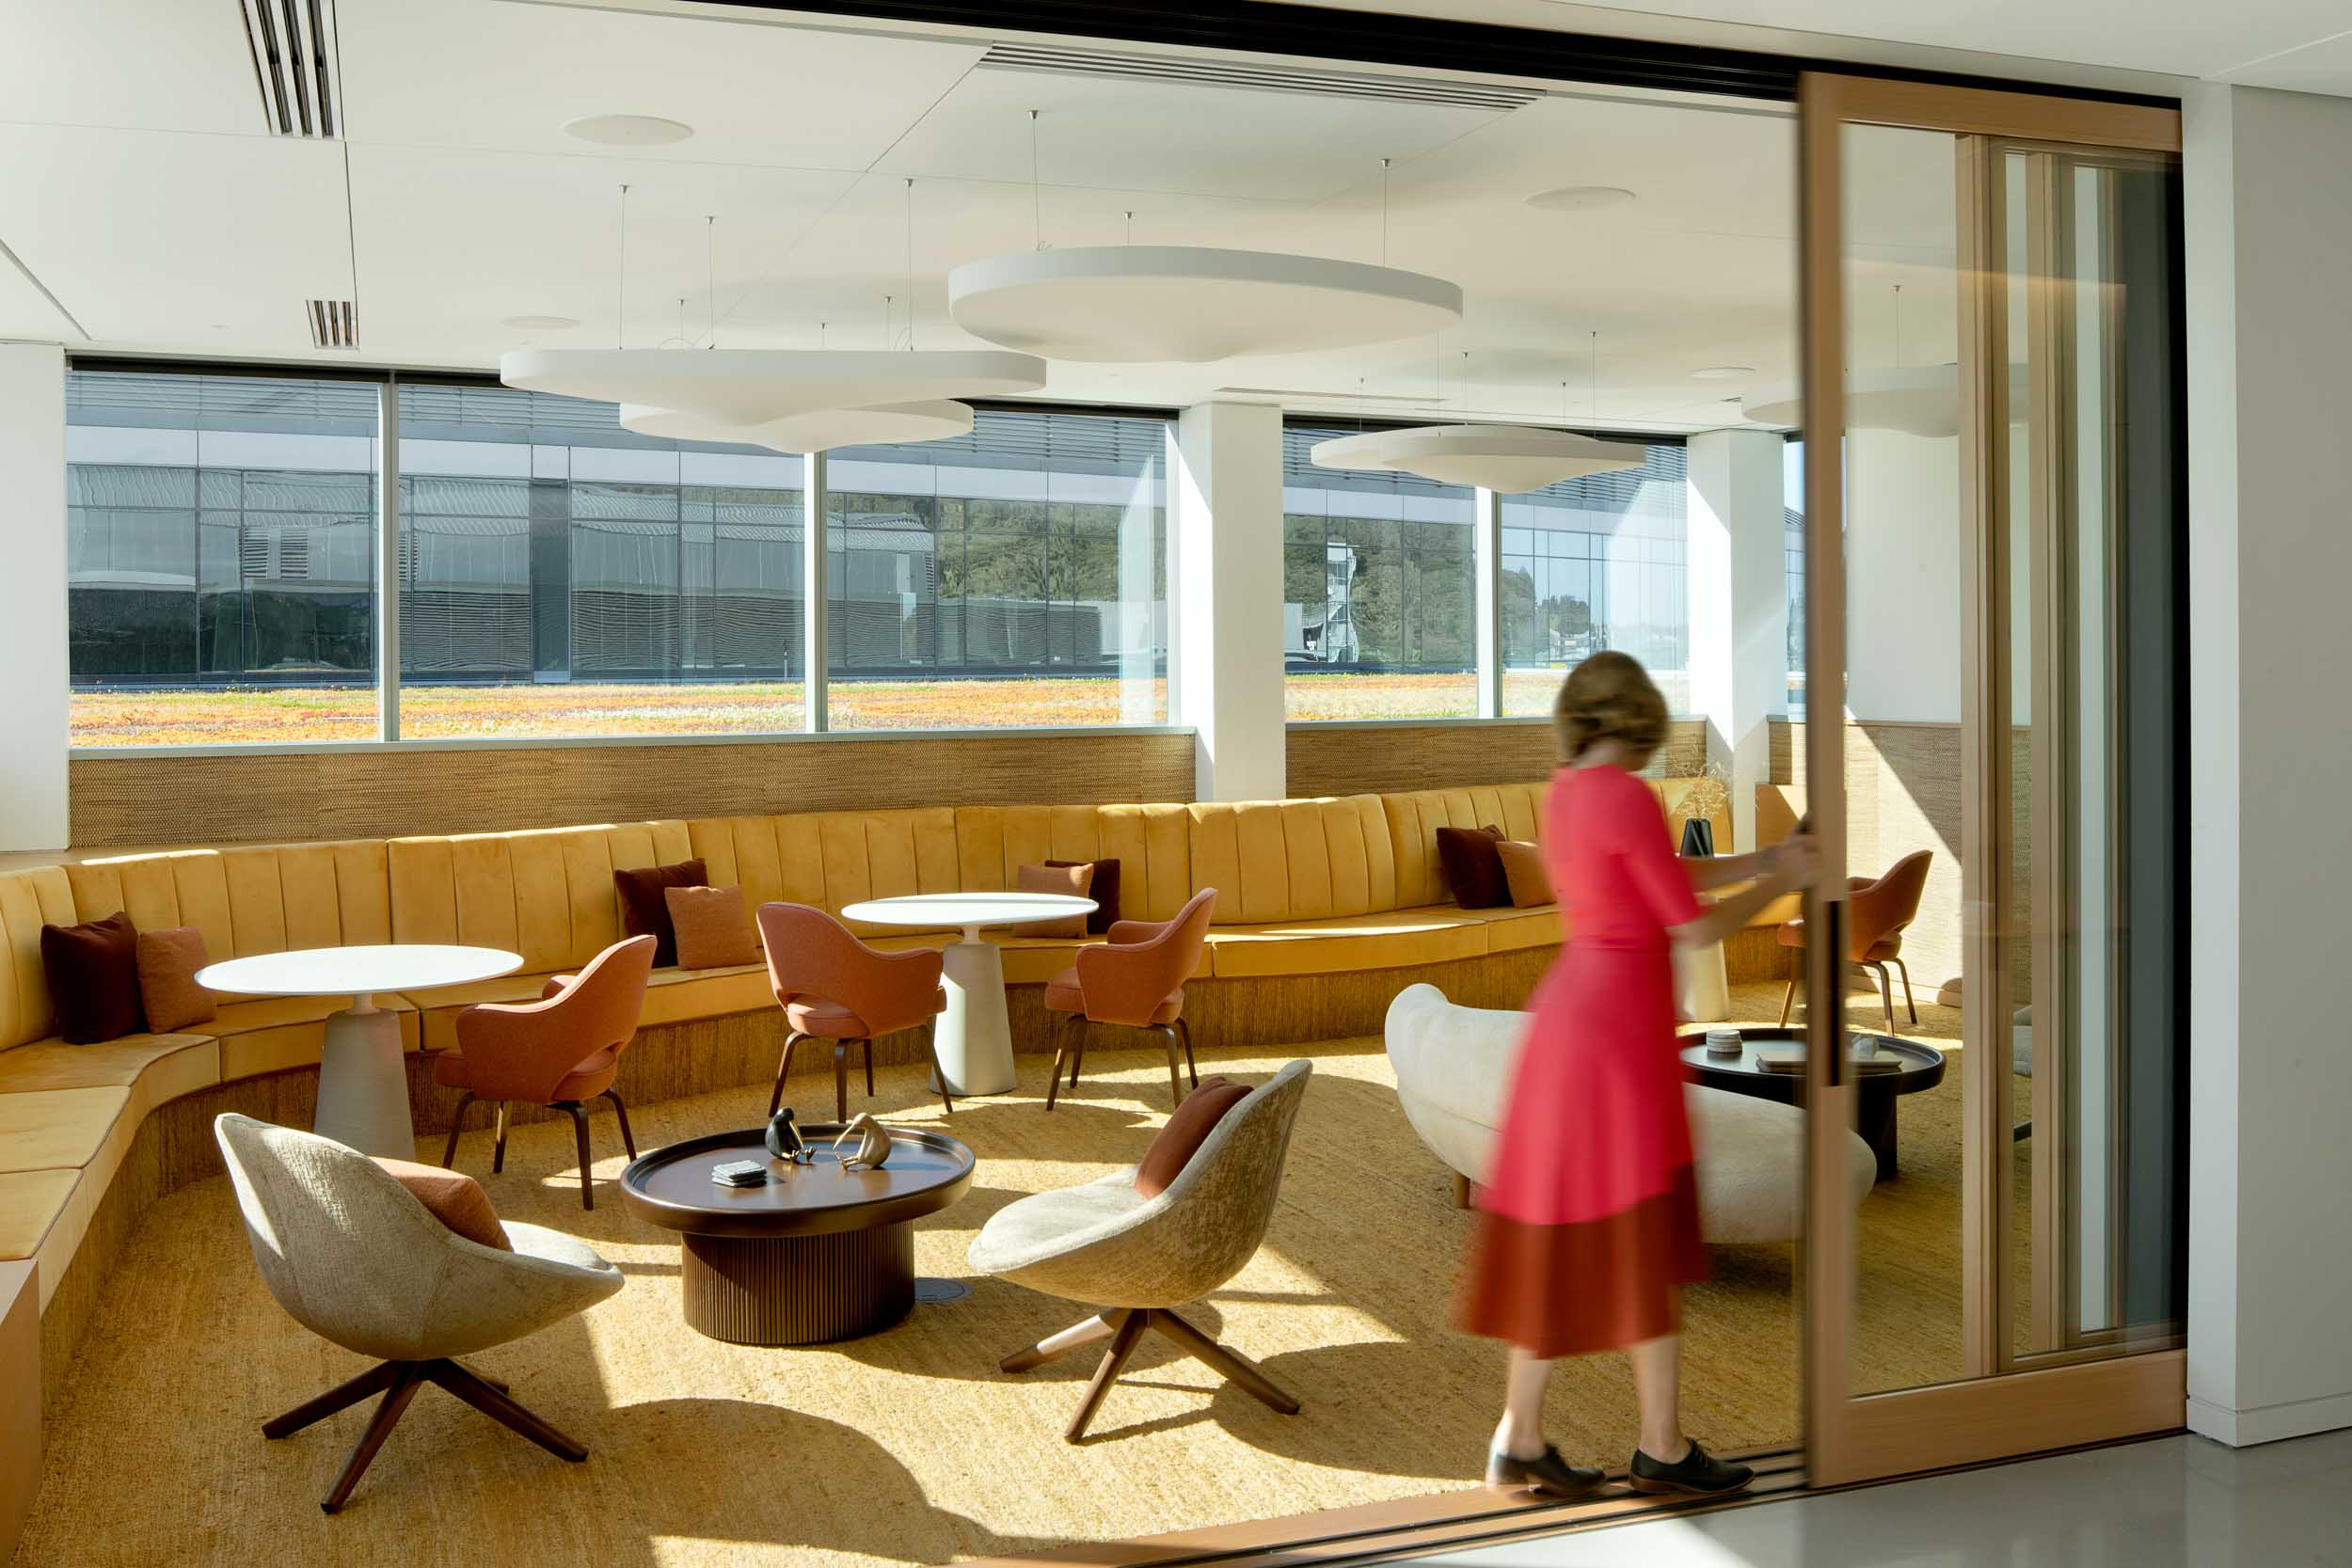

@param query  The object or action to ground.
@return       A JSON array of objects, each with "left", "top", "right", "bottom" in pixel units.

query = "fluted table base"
[{"left": 679, "top": 1225, "right": 915, "bottom": 1345}]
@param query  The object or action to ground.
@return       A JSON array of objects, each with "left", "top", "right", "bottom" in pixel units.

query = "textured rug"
[{"left": 16, "top": 989, "right": 2010, "bottom": 1567}]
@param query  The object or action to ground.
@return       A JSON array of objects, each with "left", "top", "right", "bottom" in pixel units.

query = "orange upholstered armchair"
[
  {"left": 1777, "top": 849, "right": 1932, "bottom": 1032},
  {"left": 1044, "top": 887, "right": 1216, "bottom": 1111},
  {"left": 437, "top": 933, "right": 655, "bottom": 1210},
  {"left": 756, "top": 902, "right": 952, "bottom": 1122}
]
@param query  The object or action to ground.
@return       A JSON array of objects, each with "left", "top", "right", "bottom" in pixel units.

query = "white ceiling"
[{"left": 0, "top": 0, "right": 2257, "bottom": 434}]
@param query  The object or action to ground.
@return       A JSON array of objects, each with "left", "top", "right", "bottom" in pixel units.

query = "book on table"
[{"left": 1753, "top": 1044, "right": 1902, "bottom": 1076}]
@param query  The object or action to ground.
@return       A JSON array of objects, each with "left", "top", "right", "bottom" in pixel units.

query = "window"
[
  {"left": 395, "top": 383, "right": 805, "bottom": 738},
  {"left": 1500, "top": 443, "right": 1691, "bottom": 715},
  {"left": 1282, "top": 424, "right": 1476, "bottom": 721},
  {"left": 67, "top": 372, "right": 381, "bottom": 745},
  {"left": 823, "top": 410, "right": 1168, "bottom": 729},
  {"left": 1785, "top": 436, "right": 1806, "bottom": 716}
]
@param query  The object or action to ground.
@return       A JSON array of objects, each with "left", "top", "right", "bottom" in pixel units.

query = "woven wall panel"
[
  {"left": 1286, "top": 719, "right": 1707, "bottom": 800},
  {"left": 70, "top": 731, "right": 1198, "bottom": 847}
]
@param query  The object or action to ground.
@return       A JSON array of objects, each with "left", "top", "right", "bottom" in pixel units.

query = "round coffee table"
[
  {"left": 838, "top": 892, "right": 1096, "bottom": 1097},
  {"left": 1677, "top": 1025, "right": 1946, "bottom": 1180},
  {"left": 620, "top": 1125, "right": 975, "bottom": 1345},
  {"left": 196, "top": 943, "right": 521, "bottom": 1159}
]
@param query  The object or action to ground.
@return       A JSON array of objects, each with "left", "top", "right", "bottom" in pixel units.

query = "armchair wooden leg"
[
  {"left": 1778, "top": 972, "right": 1799, "bottom": 1025},
  {"left": 319, "top": 1361, "right": 428, "bottom": 1513},
  {"left": 925, "top": 1021, "right": 955, "bottom": 1116},
  {"left": 1153, "top": 1024, "right": 1184, "bottom": 1108},
  {"left": 1452, "top": 1171, "right": 1474, "bottom": 1210},
  {"left": 1893, "top": 957, "right": 1918, "bottom": 1022},
  {"left": 262, "top": 1359, "right": 405, "bottom": 1439},
  {"left": 1066, "top": 1310, "right": 1148, "bottom": 1443},
  {"left": 832, "top": 1040, "right": 853, "bottom": 1122},
  {"left": 491, "top": 1102, "right": 511, "bottom": 1175},
  {"left": 563, "top": 1102, "right": 595, "bottom": 1212},
  {"left": 863, "top": 1037, "right": 876, "bottom": 1099},
  {"left": 601, "top": 1088, "right": 637, "bottom": 1161},
  {"left": 1175, "top": 1017, "right": 1199, "bottom": 1088},
  {"left": 1150, "top": 1307, "right": 1301, "bottom": 1417},
  {"left": 1046, "top": 1015, "right": 1086, "bottom": 1111},
  {"left": 423, "top": 1358, "right": 589, "bottom": 1464},
  {"left": 999, "top": 1311, "right": 1118, "bottom": 1372},
  {"left": 770, "top": 1031, "right": 806, "bottom": 1117},
  {"left": 439, "top": 1092, "right": 476, "bottom": 1169},
  {"left": 1869, "top": 963, "right": 1896, "bottom": 1033}
]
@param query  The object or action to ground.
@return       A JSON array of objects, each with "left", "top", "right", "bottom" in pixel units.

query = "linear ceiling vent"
[
  {"left": 241, "top": 0, "right": 342, "bottom": 136},
  {"left": 977, "top": 44, "right": 1540, "bottom": 113},
  {"left": 307, "top": 298, "right": 358, "bottom": 350}
]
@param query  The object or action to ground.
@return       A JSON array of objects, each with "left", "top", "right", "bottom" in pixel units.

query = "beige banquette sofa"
[{"left": 0, "top": 778, "right": 1726, "bottom": 1395}]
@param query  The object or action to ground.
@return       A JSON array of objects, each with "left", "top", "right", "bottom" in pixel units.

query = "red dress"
[{"left": 1457, "top": 762, "right": 1708, "bottom": 1357}]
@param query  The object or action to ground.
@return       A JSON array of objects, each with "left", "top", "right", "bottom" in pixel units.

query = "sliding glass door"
[{"left": 1797, "top": 75, "right": 2186, "bottom": 1486}]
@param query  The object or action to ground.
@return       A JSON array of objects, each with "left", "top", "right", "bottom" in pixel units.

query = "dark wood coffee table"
[
  {"left": 1678, "top": 1026, "right": 1946, "bottom": 1180},
  {"left": 620, "top": 1125, "right": 974, "bottom": 1345}
]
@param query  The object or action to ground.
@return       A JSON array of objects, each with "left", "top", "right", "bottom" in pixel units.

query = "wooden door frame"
[{"left": 1797, "top": 71, "right": 2183, "bottom": 1489}]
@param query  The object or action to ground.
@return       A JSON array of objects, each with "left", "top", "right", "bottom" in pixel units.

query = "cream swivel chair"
[
  {"left": 969, "top": 1060, "right": 1311, "bottom": 1442},
  {"left": 215, "top": 1113, "right": 625, "bottom": 1513}
]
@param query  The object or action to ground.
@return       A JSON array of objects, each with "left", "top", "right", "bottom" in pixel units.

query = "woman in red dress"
[{"left": 1458, "top": 652, "right": 1816, "bottom": 1497}]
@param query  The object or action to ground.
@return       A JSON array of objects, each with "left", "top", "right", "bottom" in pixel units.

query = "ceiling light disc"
[
  {"left": 618, "top": 400, "right": 975, "bottom": 453},
  {"left": 501, "top": 314, "right": 581, "bottom": 331},
  {"left": 1307, "top": 429, "right": 1411, "bottom": 473},
  {"left": 1326, "top": 424, "right": 1646, "bottom": 492},
  {"left": 501, "top": 348, "right": 1045, "bottom": 424},
  {"left": 1525, "top": 184, "right": 1637, "bottom": 212},
  {"left": 564, "top": 115, "right": 694, "bottom": 147},
  {"left": 948, "top": 245, "right": 1462, "bottom": 363},
  {"left": 1691, "top": 365, "right": 1754, "bottom": 380},
  {"left": 1741, "top": 364, "right": 2025, "bottom": 437}
]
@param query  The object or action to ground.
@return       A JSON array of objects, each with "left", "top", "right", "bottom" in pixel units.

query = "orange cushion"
[
  {"left": 1014, "top": 863, "right": 1092, "bottom": 939},
  {"left": 787, "top": 990, "right": 946, "bottom": 1038},
  {"left": 1495, "top": 840, "right": 1553, "bottom": 909},
  {"left": 371, "top": 1155, "right": 511, "bottom": 1251},
  {"left": 1135, "top": 1077, "right": 1251, "bottom": 1198},
  {"left": 1042, "top": 966, "right": 1182, "bottom": 1024},
  {"left": 665, "top": 884, "right": 758, "bottom": 970},
  {"left": 135, "top": 926, "right": 217, "bottom": 1034}
]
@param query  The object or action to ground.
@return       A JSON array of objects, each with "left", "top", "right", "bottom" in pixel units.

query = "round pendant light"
[
  {"left": 501, "top": 348, "right": 1044, "bottom": 425},
  {"left": 618, "top": 399, "right": 974, "bottom": 454},
  {"left": 1740, "top": 363, "right": 2027, "bottom": 438},
  {"left": 946, "top": 245, "right": 1462, "bottom": 363},
  {"left": 1312, "top": 424, "right": 1645, "bottom": 493}
]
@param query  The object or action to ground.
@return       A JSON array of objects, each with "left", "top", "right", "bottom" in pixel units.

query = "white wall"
[
  {"left": 1844, "top": 425, "right": 1963, "bottom": 722},
  {"left": 1171, "top": 403, "right": 1285, "bottom": 801},
  {"left": 2185, "top": 82, "right": 2352, "bottom": 1447},
  {"left": 0, "top": 345, "right": 68, "bottom": 852}
]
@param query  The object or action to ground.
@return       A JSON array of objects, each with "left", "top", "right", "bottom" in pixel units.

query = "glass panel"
[
  {"left": 1499, "top": 445, "right": 1693, "bottom": 716},
  {"left": 824, "top": 408, "right": 1168, "bottom": 729},
  {"left": 67, "top": 372, "right": 379, "bottom": 744},
  {"left": 1282, "top": 424, "right": 1475, "bottom": 721},
  {"left": 395, "top": 383, "right": 805, "bottom": 737}
]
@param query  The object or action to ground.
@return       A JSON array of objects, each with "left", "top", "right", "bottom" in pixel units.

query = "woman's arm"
[
  {"left": 1684, "top": 847, "right": 1777, "bottom": 893},
  {"left": 1671, "top": 836, "right": 1818, "bottom": 949}
]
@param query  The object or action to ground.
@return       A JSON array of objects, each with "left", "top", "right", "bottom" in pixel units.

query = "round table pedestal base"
[
  {"left": 313, "top": 1007, "right": 414, "bottom": 1158},
  {"left": 680, "top": 1225, "right": 915, "bottom": 1345},
  {"left": 933, "top": 935, "right": 1019, "bottom": 1096}
]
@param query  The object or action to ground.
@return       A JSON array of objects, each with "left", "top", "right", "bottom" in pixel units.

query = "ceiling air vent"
[
  {"left": 307, "top": 298, "right": 358, "bottom": 350},
  {"left": 977, "top": 43, "right": 1540, "bottom": 113},
  {"left": 240, "top": 0, "right": 342, "bottom": 137}
]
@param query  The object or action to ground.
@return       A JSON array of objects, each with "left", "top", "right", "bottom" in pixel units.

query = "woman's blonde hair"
[{"left": 1552, "top": 650, "right": 1669, "bottom": 766}]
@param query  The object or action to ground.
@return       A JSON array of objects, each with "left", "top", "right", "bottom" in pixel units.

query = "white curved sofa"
[{"left": 1384, "top": 983, "right": 1876, "bottom": 1244}]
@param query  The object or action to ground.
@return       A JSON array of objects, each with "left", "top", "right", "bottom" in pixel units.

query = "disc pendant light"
[
  {"left": 947, "top": 131, "right": 1461, "bottom": 363},
  {"left": 618, "top": 399, "right": 975, "bottom": 452}
]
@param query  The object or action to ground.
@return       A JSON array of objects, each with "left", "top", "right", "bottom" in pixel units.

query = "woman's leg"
[
  {"left": 1629, "top": 1331, "right": 1689, "bottom": 1462},
  {"left": 1491, "top": 1347, "right": 1553, "bottom": 1458}
]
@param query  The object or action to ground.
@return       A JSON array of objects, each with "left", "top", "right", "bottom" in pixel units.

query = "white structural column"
[
  {"left": 802, "top": 450, "right": 828, "bottom": 732},
  {"left": 0, "top": 344, "right": 68, "bottom": 852},
  {"left": 375, "top": 381, "right": 401, "bottom": 740},
  {"left": 1169, "top": 402, "right": 1285, "bottom": 800},
  {"left": 1473, "top": 487, "right": 1503, "bottom": 718},
  {"left": 1118, "top": 451, "right": 1163, "bottom": 725},
  {"left": 1683, "top": 426, "right": 1787, "bottom": 851},
  {"left": 2184, "top": 83, "right": 2352, "bottom": 1448}
]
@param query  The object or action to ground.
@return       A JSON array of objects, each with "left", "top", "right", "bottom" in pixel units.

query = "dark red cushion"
[
  {"left": 1046, "top": 858, "right": 1121, "bottom": 935},
  {"left": 613, "top": 858, "right": 707, "bottom": 968},
  {"left": 1435, "top": 824, "right": 1509, "bottom": 910},
  {"left": 1135, "top": 1076, "right": 1252, "bottom": 1199},
  {"left": 40, "top": 910, "right": 147, "bottom": 1044}
]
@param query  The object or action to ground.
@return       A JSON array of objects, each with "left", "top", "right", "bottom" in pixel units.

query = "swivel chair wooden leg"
[
  {"left": 266, "top": 1356, "right": 588, "bottom": 1513},
  {"left": 600, "top": 1087, "right": 637, "bottom": 1161},
  {"left": 1000, "top": 1306, "right": 1300, "bottom": 1442}
]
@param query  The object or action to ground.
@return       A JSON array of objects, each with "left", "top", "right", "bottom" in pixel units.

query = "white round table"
[
  {"left": 196, "top": 944, "right": 521, "bottom": 1159},
  {"left": 837, "top": 894, "right": 1096, "bottom": 1097}
]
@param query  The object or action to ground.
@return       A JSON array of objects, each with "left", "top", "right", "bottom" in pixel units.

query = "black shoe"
[
  {"left": 1629, "top": 1439, "right": 1754, "bottom": 1496},
  {"left": 1486, "top": 1443, "right": 1605, "bottom": 1498}
]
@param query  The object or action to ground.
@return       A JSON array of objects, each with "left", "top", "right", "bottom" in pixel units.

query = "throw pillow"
[
  {"left": 1135, "top": 1076, "right": 1252, "bottom": 1198},
  {"left": 40, "top": 910, "right": 146, "bottom": 1044},
  {"left": 614, "top": 858, "right": 707, "bottom": 968},
  {"left": 665, "top": 884, "right": 759, "bottom": 970},
  {"left": 135, "top": 926, "right": 216, "bottom": 1033},
  {"left": 370, "top": 1156, "right": 513, "bottom": 1252},
  {"left": 1013, "top": 862, "right": 1093, "bottom": 939},
  {"left": 1435, "top": 824, "right": 1510, "bottom": 909},
  {"left": 1045, "top": 857, "right": 1122, "bottom": 934},
  {"left": 1495, "top": 839, "right": 1555, "bottom": 909}
]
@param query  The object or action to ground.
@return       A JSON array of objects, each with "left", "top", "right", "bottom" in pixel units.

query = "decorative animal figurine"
[
  {"left": 832, "top": 1113, "right": 895, "bottom": 1171},
  {"left": 764, "top": 1107, "right": 811, "bottom": 1164}
]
